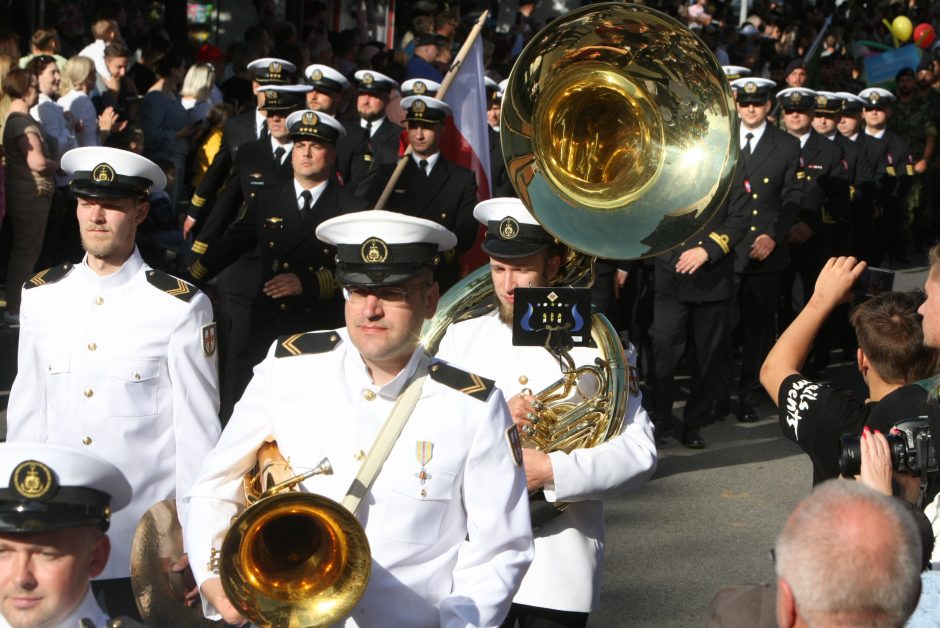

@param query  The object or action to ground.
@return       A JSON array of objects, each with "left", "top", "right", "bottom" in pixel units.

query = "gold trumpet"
[
  {"left": 218, "top": 442, "right": 371, "bottom": 628},
  {"left": 424, "top": 2, "right": 736, "bottom": 514}
]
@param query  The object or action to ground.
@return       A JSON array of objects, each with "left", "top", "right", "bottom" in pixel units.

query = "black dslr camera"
[{"left": 839, "top": 418, "right": 937, "bottom": 477}]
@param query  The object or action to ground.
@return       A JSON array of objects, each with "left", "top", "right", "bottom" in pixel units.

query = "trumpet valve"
[{"left": 207, "top": 547, "right": 220, "bottom": 574}]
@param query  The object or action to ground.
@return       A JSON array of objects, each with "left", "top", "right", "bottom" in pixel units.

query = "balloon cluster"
[{"left": 883, "top": 16, "right": 935, "bottom": 49}]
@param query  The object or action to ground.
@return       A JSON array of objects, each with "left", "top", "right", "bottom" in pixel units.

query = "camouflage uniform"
[{"left": 890, "top": 96, "right": 936, "bottom": 246}]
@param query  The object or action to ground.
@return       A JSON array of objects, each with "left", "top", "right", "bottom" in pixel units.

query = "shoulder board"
[
  {"left": 429, "top": 362, "right": 495, "bottom": 402},
  {"left": 145, "top": 270, "right": 198, "bottom": 302},
  {"left": 275, "top": 331, "right": 341, "bottom": 358},
  {"left": 24, "top": 263, "right": 74, "bottom": 289}
]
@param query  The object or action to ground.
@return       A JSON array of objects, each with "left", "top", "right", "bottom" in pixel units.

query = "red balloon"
[{"left": 914, "top": 23, "right": 936, "bottom": 49}]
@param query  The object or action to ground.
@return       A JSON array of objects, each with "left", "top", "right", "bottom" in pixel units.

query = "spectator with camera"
[{"left": 760, "top": 256, "right": 940, "bottom": 484}]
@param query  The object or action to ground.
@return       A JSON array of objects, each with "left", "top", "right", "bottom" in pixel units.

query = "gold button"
[
  {"left": 519, "top": 375, "right": 528, "bottom": 385},
  {"left": 363, "top": 390, "right": 376, "bottom": 401},
  {"left": 323, "top": 249, "right": 329, "bottom": 255},
  {"left": 440, "top": 213, "right": 447, "bottom": 220},
  {"left": 269, "top": 242, "right": 275, "bottom": 248},
  {"left": 752, "top": 210, "right": 758, "bottom": 216},
  {"left": 750, "top": 226, "right": 757, "bottom": 231},
  {"left": 88, "top": 343, "right": 97, "bottom": 351},
  {"left": 308, "top": 266, "right": 315, "bottom": 272},
  {"left": 420, "top": 488, "right": 427, "bottom": 497},
  {"left": 330, "top": 335, "right": 337, "bottom": 341},
  {"left": 84, "top": 388, "right": 94, "bottom": 398},
  {"left": 282, "top": 262, "right": 290, "bottom": 270},
  {"left": 95, "top": 296, "right": 103, "bottom": 305},
  {"left": 807, "top": 176, "right": 812, "bottom": 181},
  {"left": 280, "top": 303, "right": 288, "bottom": 310},
  {"left": 82, "top": 436, "right": 92, "bottom": 446},
  {"left": 133, "top": 372, "right": 141, "bottom": 380},
  {"left": 752, "top": 193, "right": 758, "bottom": 199},
  {"left": 763, "top": 177, "right": 769, "bottom": 183},
  {"left": 431, "top": 364, "right": 439, "bottom": 372},
  {"left": 353, "top": 450, "right": 366, "bottom": 461}
]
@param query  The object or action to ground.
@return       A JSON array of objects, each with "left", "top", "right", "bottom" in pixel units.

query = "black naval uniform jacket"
[
  {"left": 732, "top": 125, "right": 804, "bottom": 274},
  {"left": 858, "top": 130, "right": 913, "bottom": 209},
  {"left": 188, "top": 109, "right": 262, "bottom": 221},
  {"left": 488, "top": 126, "right": 514, "bottom": 198},
  {"left": 196, "top": 179, "right": 368, "bottom": 332},
  {"left": 654, "top": 181, "right": 752, "bottom": 302},
  {"left": 791, "top": 131, "right": 850, "bottom": 268},
  {"left": 192, "top": 138, "right": 293, "bottom": 255},
  {"left": 336, "top": 122, "right": 371, "bottom": 193},
  {"left": 364, "top": 117, "right": 403, "bottom": 167}
]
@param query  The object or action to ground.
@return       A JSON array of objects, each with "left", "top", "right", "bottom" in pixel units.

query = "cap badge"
[
  {"left": 744, "top": 81, "right": 757, "bottom": 94},
  {"left": 413, "top": 99, "right": 427, "bottom": 114},
  {"left": 816, "top": 95, "right": 827, "bottom": 107},
  {"left": 414, "top": 81, "right": 427, "bottom": 94},
  {"left": 363, "top": 72, "right": 374, "bottom": 85},
  {"left": 499, "top": 217, "right": 520, "bottom": 240},
  {"left": 92, "top": 163, "right": 116, "bottom": 183},
  {"left": 264, "top": 89, "right": 278, "bottom": 102},
  {"left": 302, "top": 111, "right": 319, "bottom": 126},
  {"left": 789, "top": 92, "right": 801, "bottom": 104},
  {"left": 311, "top": 69, "right": 323, "bottom": 81},
  {"left": 269, "top": 61, "right": 282, "bottom": 76},
  {"left": 871, "top": 91, "right": 880, "bottom": 103},
  {"left": 11, "top": 461, "right": 54, "bottom": 500},
  {"left": 361, "top": 238, "right": 389, "bottom": 263}
]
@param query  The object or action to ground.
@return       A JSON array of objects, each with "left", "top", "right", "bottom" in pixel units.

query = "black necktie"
[
  {"left": 273, "top": 146, "right": 285, "bottom": 165},
  {"left": 743, "top": 132, "right": 754, "bottom": 157},
  {"left": 419, "top": 159, "right": 429, "bottom": 176},
  {"left": 259, "top": 119, "right": 269, "bottom": 140},
  {"left": 365, "top": 120, "right": 373, "bottom": 136},
  {"left": 300, "top": 190, "right": 312, "bottom": 223}
]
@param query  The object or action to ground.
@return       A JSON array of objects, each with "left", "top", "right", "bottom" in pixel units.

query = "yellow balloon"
[{"left": 892, "top": 15, "right": 913, "bottom": 43}]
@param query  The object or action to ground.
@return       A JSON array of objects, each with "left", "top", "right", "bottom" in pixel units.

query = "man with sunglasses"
[
  {"left": 184, "top": 210, "right": 533, "bottom": 627},
  {"left": 727, "top": 77, "right": 804, "bottom": 423}
]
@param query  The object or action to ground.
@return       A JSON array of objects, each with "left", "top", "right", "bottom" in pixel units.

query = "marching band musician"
[
  {"left": 435, "top": 198, "right": 657, "bottom": 628},
  {"left": 6, "top": 147, "right": 222, "bottom": 619},
  {"left": 0, "top": 443, "right": 133, "bottom": 628},
  {"left": 184, "top": 211, "right": 533, "bottom": 627}
]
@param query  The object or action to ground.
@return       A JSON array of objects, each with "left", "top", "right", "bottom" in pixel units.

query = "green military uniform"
[{"left": 890, "top": 96, "right": 936, "bottom": 243}]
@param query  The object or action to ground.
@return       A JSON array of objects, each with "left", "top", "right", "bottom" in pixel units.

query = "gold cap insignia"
[
  {"left": 870, "top": 91, "right": 881, "bottom": 103},
  {"left": 264, "top": 89, "right": 278, "bottom": 102},
  {"left": 92, "top": 163, "right": 116, "bottom": 182},
  {"left": 413, "top": 99, "right": 427, "bottom": 114},
  {"left": 311, "top": 69, "right": 323, "bottom": 81},
  {"left": 744, "top": 81, "right": 757, "bottom": 94},
  {"left": 816, "top": 95, "right": 827, "bottom": 107},
  {"left": 363, "top": 72, "right": 374, "bottom": 84},
  {"left": 414, "top": 81, "right": 427, "bottom": 94},
  {"left": 499, "top": 217, "right": 520, "bottom": 240},
  {"left": 789, "top": 92, "right": 802, "bottom": 104},
  {"left": 269, "top": 61, "right": 282, "bottom": 75},
  {"left": 361, "top": 238, "right": 389, "bottom": 263},
  {"left": 302, "top": 111, "right": 319, "bottom": 126},
  {"left": 12, "top": 461, "right": 54, "bottom": 500}
]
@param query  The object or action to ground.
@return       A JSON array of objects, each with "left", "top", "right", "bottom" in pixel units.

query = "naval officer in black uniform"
[
  {"left": 728, "top": 77, "right": 804, "bottom": 422},
  {"left": 353, "top": 70, "right": 402, "bottom": 169},
  {"left": 364, "top": 94, "right": 478, "bottom": 290}
]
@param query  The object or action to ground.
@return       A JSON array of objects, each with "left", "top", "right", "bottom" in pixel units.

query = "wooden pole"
[{"left": 374, "top": 10, "right": 489, "bottom": 210}]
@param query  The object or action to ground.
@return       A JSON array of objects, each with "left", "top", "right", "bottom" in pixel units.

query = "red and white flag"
[{"left": 440, "top": 37, "right": 492, "bottom": 271}]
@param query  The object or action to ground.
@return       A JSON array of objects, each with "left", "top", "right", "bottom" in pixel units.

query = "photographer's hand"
[
  {"left": 859, "top": 427, "right": 893, "bottom": 497},
  {"left": 809, "top": 256, "right": 867, "bottom": 311}
]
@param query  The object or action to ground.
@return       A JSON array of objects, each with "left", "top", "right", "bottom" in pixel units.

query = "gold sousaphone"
[{"left": 424, "top": 2, "right": 737, "bottom": 497}]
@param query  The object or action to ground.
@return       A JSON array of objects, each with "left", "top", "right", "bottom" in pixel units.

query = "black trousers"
[
  {"left": 737, "top": 272, "right": 781, "bottom": 400},
  {"left": 501, "top": 603, "right": 589, "bottom": 628},
  {"left": 650, "top": 292, "right": 731, "bottom": 429},
  {"left": 91, "top": 577, "right": 141, "bottom": 621}
]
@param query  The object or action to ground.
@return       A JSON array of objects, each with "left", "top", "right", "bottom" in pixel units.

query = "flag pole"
[{"left": 374, "top": 10, "right": 489, "bottom": 210}]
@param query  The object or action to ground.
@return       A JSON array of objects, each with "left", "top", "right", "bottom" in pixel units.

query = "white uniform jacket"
[
  {"left": 7, "top": 250, "right": 222, "bottom": 579},
  {"left": 183, "top": 330, "right": 533, "bottom": 627},
  {"left": 436, "top": 312, "right": 657, "bottom": 612}
]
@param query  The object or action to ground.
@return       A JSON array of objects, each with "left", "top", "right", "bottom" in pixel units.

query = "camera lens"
[{"left": 839, "top": 434, "right": 862, "bottom": 477}]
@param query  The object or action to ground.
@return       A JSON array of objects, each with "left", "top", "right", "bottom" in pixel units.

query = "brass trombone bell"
[{"left": 501, "top": 2, "right": 738, "bottom": 260}]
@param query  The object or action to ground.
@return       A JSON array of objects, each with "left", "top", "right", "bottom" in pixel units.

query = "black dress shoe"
[
  {"left": 737, "top": 402, "right": 760, "bottom": 423},
  {"left": 681, "top": 428, "right": 706, "bottom": 449},
  {"left": 654, "top": 424, "right": 674, "bottom": 445}
]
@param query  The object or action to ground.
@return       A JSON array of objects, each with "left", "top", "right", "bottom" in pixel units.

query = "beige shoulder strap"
[{"left": 341, "top": 355, "right": 431, "bottom": 515}]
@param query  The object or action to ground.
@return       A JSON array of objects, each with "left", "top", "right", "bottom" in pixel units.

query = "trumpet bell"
[
  {"left": 502, "top": 2, "right": 737, "bottom": 259},
  {"left": 221, "top": 492, "right": 371, "bottom": 627}
]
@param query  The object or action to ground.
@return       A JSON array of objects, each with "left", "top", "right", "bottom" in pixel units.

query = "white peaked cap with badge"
[
  {"left": 473, "top": 197, "right": 537, "bottom": 227},
  {"left": 401, "top": 95, "right": 453, "bottom": 117},
  {"left": 729, "top": 77, "right": 777, "bottom": 92},
  {"left": 0, "top": 442, "right": 132, "bottom": 533},
  {"left": 473, "top": 198, "right": 556, "bottom": 259},
  {"left": 304, "top": 64, "right": 350, "bottom": 89},
  {"left": 836, "top": 91, "right": 867, "bottom": 105},
  {"left": 858, "top": 87, "right": 896, "bottom": 102},
  {"left": 318, "top": 210, "right": 457, "bottom": 251},
  {"left": 247, "top": 57, "right": 298, "bottom": 75},
  {"left": 400, "top": 78, "right": 441, "bottom": 97},
  {"left": 62, "top": 146, "right": 167, "bottom": 197},
  {"left": 285, "top": 109, "right": 347, "bottom": 141},
  {"left": 354, "top": 69, "right": 399, "bottom": 90},
  {"left": 722, "top": 65, "right": 751, "bottom": 78}
]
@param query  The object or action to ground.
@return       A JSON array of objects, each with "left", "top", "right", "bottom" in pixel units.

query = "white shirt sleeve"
[{"left": 6, "top": 294, "right": 50, "bottom": 442}]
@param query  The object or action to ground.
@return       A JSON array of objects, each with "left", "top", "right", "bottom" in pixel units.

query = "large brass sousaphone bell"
[{"left": 501, "top": 2, "right": 737, "bottom": 260}]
